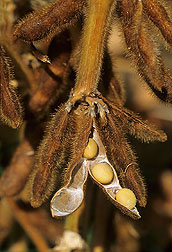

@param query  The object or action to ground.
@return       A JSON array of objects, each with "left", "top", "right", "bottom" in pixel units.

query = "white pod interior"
[{"left": 51, "top": 159, "right": 88, "bottom": 217}]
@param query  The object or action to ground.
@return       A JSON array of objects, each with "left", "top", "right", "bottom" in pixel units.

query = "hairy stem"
[{"left": 73, "top": 0, "right": 115, "bottom": 97}]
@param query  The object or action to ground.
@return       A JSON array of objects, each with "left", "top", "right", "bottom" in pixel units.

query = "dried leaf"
[
  {"left": 28, "top": 68, "right": 60, "bottom": 113},
  {"left": 0, "top": 45, "right": 23, "bottom": 128},
  {"left": 0, "top": 139, "right": 34, "bottom": 197}
]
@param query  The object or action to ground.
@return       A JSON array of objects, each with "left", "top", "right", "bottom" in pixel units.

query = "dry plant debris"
[{"left": 0, "top": 0, "right": 172, "bottom": 251}]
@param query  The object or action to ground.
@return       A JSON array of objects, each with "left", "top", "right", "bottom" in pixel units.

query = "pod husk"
[
  {"left": 30, "top": 102, "right": 92, "bottom": 207},
  {"left": 94, "top": 111, "right": 147, "bottom": 207},
  {"left": 88, "top": 126, "right": 141, "bottom": 219},
  {"left": 104, "top": 98, "right": 167, "bottom": 143},
  {"left": 0, "top": 45, "right": 23, "bottom": 128},
  {"left": 51, "top": 159, "right": 88, "bottom": 217},
  {"left": 14, "top": 0, "right": 85, "bottom": 42}
]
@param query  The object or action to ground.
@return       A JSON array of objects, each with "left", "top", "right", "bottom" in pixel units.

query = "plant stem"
[
  {"left": 64, "top": 201, "right": 85, "bottom": 232},
  {"left": 73, "top": 0, "right": 115, "bottom": 98},
  {"left": 7, "top": 198, "right": 49, "bottom": 252}
]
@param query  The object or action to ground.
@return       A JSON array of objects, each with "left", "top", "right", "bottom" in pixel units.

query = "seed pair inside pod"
[
  {"left": 83, "top": 138, "right": 98, "bottom": 159},
  {"left": 115, "top": 188, "right": 137, "bottom": 209},
  {"left": 91, "top": 162, "right": 114, "bottom": 184}
]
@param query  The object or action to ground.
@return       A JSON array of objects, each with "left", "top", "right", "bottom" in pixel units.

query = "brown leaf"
[
  {"left": 0, "top": 45, "right": 23, "bottom": 128},
  {"left": 0, "top": 139, "right": 34, "bottom": 197},
  {"left": 28, "top": 68, "right": 60, "bottom": 114},
  {"left": 30, "top": 102, "right": 92, "bottom": 207}
]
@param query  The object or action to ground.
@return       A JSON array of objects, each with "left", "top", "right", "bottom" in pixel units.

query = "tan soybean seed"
[
  {"left": 91, "top": 162, "right": 114, "bottom": 184},
  {"left": 115, "top": 188, "right": 136, "bottom": 209},
  {"left": 83, "top": 138, "right": 98, "bottom": 159}
]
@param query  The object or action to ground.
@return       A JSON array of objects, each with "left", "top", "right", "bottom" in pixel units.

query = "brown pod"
[
  {"left": 0, "top": 139, "right": 34, "bottom": 197},
  {"left": 95, "top": 96, "right": 167, "bottom": 206},
  {"left": 94, "top": 110, "right": 137, "bottom": 176},
  {"left": 101, "top": 52, "right": 126, "bottom": 106},
  {"left": 87, "top": 126, "right": 141, "bottom": 219},
  {"left": 14, "top": 0, "right": 85, "bottom": 43},
  {"left": 108, "top": 75, "right": 126, "bottom": 106},
  {"left": 105, "top": 99, "right": 167, "bottom": 143},
  {"left": 125, "top": 110, "right": 167, "bottom": 143},
  {"left": 119, "top": 0, "right": 172, "bottom": 103},
  {"left": 30, "top": 102, "right": 92, "bottom": 207},
  {"left": 142, "top": 0, "right": 172, "bottom": 46},
  {"left": 51, "top": 121, "right": 141, "bottom": 220},
  {"left": 0, "top": 45, "right": 23, "bottom": 128},
  {"left": 94, "top": 106, "right": 147, "bottom": 207}
]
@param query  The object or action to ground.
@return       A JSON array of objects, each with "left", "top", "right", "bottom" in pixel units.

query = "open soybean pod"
[
  {"left": 51, "top": 121, "right": 141, "bottom": 220},
  {"left": 94, "top": 109, "right": 147, "bottom": 208},
  {"left": 88, "top": 126, "right": 141, "bottom": 220}
]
